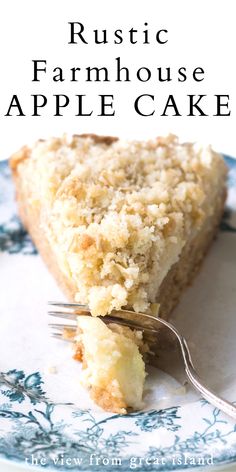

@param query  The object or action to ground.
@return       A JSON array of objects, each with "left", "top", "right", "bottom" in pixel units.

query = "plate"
[{"left": 0, "top": 157, "right": 236, "bottom": 471}]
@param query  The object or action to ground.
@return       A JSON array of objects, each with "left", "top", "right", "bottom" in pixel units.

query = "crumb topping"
[{"left": 16, "top": 133, "right": 227, "bottom": 315}]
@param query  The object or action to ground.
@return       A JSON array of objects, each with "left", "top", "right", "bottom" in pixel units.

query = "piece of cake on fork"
[{"left": 10, "top": 133, "right": 227, "bottom": 413}]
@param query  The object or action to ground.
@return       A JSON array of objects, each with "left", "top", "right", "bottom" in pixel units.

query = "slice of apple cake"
[{"left": 10, "top": 133, "right": 227, "bottom": 412}]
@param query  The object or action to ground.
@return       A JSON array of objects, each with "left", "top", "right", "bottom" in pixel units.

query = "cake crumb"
[{"left": 45, "top": 365, "right": 58, "bottom": 374}]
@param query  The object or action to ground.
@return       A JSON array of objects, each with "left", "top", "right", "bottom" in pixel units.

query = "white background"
[{"left": 0, "top": 0, "right": 235, "bottom": 161}]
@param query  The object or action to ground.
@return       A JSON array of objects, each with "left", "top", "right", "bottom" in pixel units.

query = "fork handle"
[{"left": 180, "top": 336, "right": 236, "bottom": 420}]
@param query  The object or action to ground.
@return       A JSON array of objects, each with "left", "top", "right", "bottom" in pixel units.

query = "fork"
[{"left": 48, "top": 301, "right": 236, "bottom": 420}]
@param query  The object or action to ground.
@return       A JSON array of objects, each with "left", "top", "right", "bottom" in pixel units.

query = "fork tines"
[
  {"left": 49, "top": 301, "right": 90, "bottom": 310},
  {"left": 48, "top": 301, "right": 159, "bottom": 337}
]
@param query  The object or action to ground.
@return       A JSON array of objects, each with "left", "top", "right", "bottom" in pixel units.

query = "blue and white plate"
[{"left": 0, "top": 157, "right": 236, "bottom": 471}]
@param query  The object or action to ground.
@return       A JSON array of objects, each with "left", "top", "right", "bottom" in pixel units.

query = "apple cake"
[{"left": 10, "top": 133, "right": 227, "bottom": 413}]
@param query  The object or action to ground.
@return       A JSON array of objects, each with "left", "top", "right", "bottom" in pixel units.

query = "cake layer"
[{"left": 74, "top": 316, "right": 146, "bottom": 414}]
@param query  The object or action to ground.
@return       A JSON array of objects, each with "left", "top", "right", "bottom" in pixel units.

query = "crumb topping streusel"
[{"left": 16, "top": 134, "right": 227, "bottom": 315}]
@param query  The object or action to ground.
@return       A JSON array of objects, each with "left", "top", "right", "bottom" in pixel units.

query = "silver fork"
[{"left": 48, "top": 301, "right": 236, "bottom": 420}]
